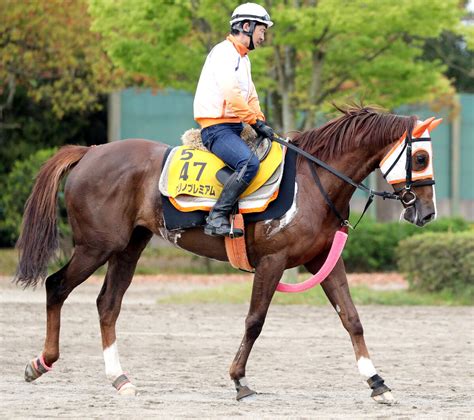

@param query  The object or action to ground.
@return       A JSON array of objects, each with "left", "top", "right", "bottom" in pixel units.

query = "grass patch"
[
  {"left": 134, "top": 246, "right": 239, "bottom": 275},
  {"left": 0, "top": 245, "right": 240, "bottom": 276},
  {"left": 2, "top": 246, "right": 470, "bottom": 306},
  {"left": 158, "top": 282, "right": 473, "bottom": 306},
  {"left": 0, "top": 248, "right": 18, "bottom": 276}
]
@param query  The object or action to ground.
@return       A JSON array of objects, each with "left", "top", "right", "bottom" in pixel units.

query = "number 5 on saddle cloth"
[{"left": 158, "top": 141, "right": 297, "bottom": 231}]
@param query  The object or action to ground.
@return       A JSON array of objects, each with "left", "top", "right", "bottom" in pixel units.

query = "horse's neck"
[
  {"left": 321, "top": 142, "right": 384, "bottom": 182},
  {"left": 298, "top": 144, "right": 387, "bottom": 222},
  {"left": 337, "top": 144, "right": 386, "bottom": 183}
]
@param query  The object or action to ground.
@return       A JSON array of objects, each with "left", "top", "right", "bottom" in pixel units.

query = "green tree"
[
  {"left": 0, "top": 87, "right": 108, "bottom": 175},
  {"left": 0, "top": 148, "right": 70, "bottom": 249},
  {"left": 420, "top": 3, "right": 473, "bottom": 94},
  {"left": 0, "top": 0, "right": 122, "bottom": 119},
  {"left": 89, "top": 0, "right": 233, "bottom": 91},
  {"left": 270, "top": 0, "right": 462, "bottom": 130},
  {"left": 90, "top": 0, "right": 467, "bottom": 132},
  {"left": 0, "top": 0, "right": 122, "bottom": 245}
]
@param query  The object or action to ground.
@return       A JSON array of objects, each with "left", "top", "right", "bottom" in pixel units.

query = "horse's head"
[{"left": 380, "top": 117, "right": 442, "bottom": 227}]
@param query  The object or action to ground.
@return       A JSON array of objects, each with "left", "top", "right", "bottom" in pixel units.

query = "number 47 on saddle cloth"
[{"left": 159, "top": 142, "right": 286, "bottom": 214}]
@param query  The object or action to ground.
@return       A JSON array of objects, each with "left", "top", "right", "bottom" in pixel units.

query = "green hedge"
[
  {"left": 342, "top": 216, "right": 471, "bottom": 272},
  {"left": 0, "top": 148, "right": 58, "bottom": 245},
  {"left": 397, "top": 231, "right": 474, "bottom": 296},
  {"left": 0, "top": 148, "right": 71, "bottom": 252}
]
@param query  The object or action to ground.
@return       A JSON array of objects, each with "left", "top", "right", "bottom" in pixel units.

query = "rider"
[{"left": 193, "top": 2, "right": 275, "bottom": 237}]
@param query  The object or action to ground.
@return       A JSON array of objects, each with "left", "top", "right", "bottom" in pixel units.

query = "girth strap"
[{"left": 225, "top": 214, "right": 254, "bottom": 272}]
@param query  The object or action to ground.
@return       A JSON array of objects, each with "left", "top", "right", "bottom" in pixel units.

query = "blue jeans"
[{"left": 201, "top": 123, "right": 259, "bottom": 184}]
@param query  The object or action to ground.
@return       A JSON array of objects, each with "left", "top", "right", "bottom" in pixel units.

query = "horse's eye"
[
  {"left": 416, "top": 155, "right": 426, "bottom": 165},
  {"left": 413, "top": 150, "right": 430, "bottom": 172}
]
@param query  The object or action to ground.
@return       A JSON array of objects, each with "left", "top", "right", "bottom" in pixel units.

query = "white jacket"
[{"left": 193, "top": 35, "right": 264, "bottom": 128}]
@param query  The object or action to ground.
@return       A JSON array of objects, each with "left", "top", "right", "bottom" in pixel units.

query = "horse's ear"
[
  {"left": 428, "top": 118, "right": 443, "bottom": 133},
  {"left": 413, "top": 117, "right": 435, "bottom": 138}
]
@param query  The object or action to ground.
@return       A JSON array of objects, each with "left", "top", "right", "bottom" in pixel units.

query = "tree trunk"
[
  {"left": 0, "top": 73, "right": 16, "bottom": 121},
  {"left": 304, "top": 49, "right": 324, "bottom": 130},
  {"left": 274, "top": 45, "right": 296, "bottom": 134}
]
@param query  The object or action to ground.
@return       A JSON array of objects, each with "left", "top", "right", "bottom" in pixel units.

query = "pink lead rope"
[{"left": 276, "top": 227, "right": 349, "bottom": 293}]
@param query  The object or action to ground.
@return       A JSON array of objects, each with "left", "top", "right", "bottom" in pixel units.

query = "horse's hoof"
[
  {"left": 25, "top": 356, "right": 52, "bottom": 382},
  {"left": 25, "top": 361, "right": 40, "bottom": 382},
  {"left": 373, "top": 390, "right": 396, "bottom": 405},
  {"left": 236, "top": 386, "right": 257, "bottom": 401},
  {"left": 118, "top": 383, "right": 138, "bottom": 396}
]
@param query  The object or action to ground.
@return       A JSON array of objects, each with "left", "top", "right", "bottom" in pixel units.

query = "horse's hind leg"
[
  {"left": 96, "top": 227, "right": 152, "bottom": 395},
  {"left": 229, "top": 255, "right": 286, "bottom": 400},
  {"left": 25, "top": 245, "right": 112, "bottom": 382},
  {"left": 308, "top": 257, "right": 395, "bottom": 404}
]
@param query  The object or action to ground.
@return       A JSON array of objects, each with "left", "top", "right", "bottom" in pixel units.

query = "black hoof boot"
[
  {"left": 236, "top": 386, "right": 257, "bottom": 401},
  {"left": 234, "top": 379, "right": 257, "bottom": 401},
  {"left": 368, "top": 374, "right": 395, "bottom": 404}
]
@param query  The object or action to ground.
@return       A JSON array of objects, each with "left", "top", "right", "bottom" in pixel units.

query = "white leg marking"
[
  {"left": 357, "top": 357, "right": 377, "bottom": 378},
  {"left": 103, "top": 342, "right": 123, "bottom": 381}
]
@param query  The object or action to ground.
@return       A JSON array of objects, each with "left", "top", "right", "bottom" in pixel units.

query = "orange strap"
[{"left": 224, "top": 214, "right": 254, "bottom": 272}]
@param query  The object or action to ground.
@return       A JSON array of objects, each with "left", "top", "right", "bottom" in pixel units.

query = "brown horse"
[{"left": 16, "top": 106, "right": 438, "bottom": 402}]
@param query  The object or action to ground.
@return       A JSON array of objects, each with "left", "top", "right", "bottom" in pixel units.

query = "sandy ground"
[{"left": 0, "top": 275, "right": 473, "bottom": 419}]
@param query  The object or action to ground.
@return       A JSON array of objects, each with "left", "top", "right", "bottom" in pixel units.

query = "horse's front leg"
[
  {"left": 229, "top": 255, "right": 286, "bottom": 401},
  {"left": 307, "top": 256, "right": 395, "bottom": 404}
]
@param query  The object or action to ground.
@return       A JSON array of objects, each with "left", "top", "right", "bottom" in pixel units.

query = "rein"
[
  {"left": 270, "top": 127, "right": 436, "bottom": 294},
  {"left": 271, "top": 134, "right": 399, "bottom": 228},
  {"left": 271, "top": 132, "right": 435, "bottom": 228}
]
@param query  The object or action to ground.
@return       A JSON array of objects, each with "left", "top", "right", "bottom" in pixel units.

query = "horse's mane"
[{"left": 293, "top": 105, "right": 418, "bottom": 162}]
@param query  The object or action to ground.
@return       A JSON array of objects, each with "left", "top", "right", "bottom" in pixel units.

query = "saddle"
[{"left": 159, "top": 126, "right": 286, "bottom": 214}]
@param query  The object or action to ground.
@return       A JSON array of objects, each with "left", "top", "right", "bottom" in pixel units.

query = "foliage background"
[
  {"left": 89, "top": 0, "right": 472, "bottom": 131},
  {"left": 397, "top": 231, "right": 474, "bottom": 298},
  {"left": 1, "top": 0, "right": 472, "bottom": 260},
  {"left": 0, "top": 0, "right": 123, "bottom": 245},
  {"left": 342, "top": 216, "right": 471, "bottom": 272}
]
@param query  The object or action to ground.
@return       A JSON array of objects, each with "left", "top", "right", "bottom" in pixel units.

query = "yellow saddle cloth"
[{"left": 159, "top": 142, "right": 285, "bottom": 213}]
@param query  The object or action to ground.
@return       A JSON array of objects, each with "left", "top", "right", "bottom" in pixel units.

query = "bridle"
[
  {"left": 381, "top": 133, "right": 435, "bottom": 207},
  {"left": 271, "top": 131, "right": 435, "bottom": 228}
]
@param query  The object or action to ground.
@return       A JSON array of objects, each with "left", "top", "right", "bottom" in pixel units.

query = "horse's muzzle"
[{"left": 403, "top": 204, "right": 435, "bottom": 227}]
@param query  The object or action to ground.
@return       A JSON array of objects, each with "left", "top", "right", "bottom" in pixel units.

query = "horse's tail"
[{"left": 15, "top": 145, "right": 90, "bottom": 288}]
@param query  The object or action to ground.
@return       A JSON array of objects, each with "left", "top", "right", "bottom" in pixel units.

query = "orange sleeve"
[
  {"left": 248, "top": 82, "right": 265, "bottom": 121},
  {"left": 219, "top": 80, "right": 258, "bottom": 125}
]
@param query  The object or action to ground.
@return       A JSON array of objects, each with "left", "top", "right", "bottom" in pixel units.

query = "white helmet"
[{"left": 230, "top": 3, "right": 274, "bottom": 28}]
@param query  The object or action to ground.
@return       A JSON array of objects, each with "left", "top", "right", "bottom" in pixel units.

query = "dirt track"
[{"left": 0, "top": 276, "right": 473, "bottom": 419}]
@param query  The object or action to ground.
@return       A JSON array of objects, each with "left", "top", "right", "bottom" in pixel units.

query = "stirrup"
[
  {"left": 203, "top": 224, "right": 244, "bottom": 238},
  {"left": 204, "top": 215, "right": 244, "bottom": 238},
  {"left": 228, "top": 214, "right": 242, "bottom": 238}
]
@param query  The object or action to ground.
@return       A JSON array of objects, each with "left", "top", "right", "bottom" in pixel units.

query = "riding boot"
[{"left": 204, "top": 172, "right": 249, "bottom": 238}]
